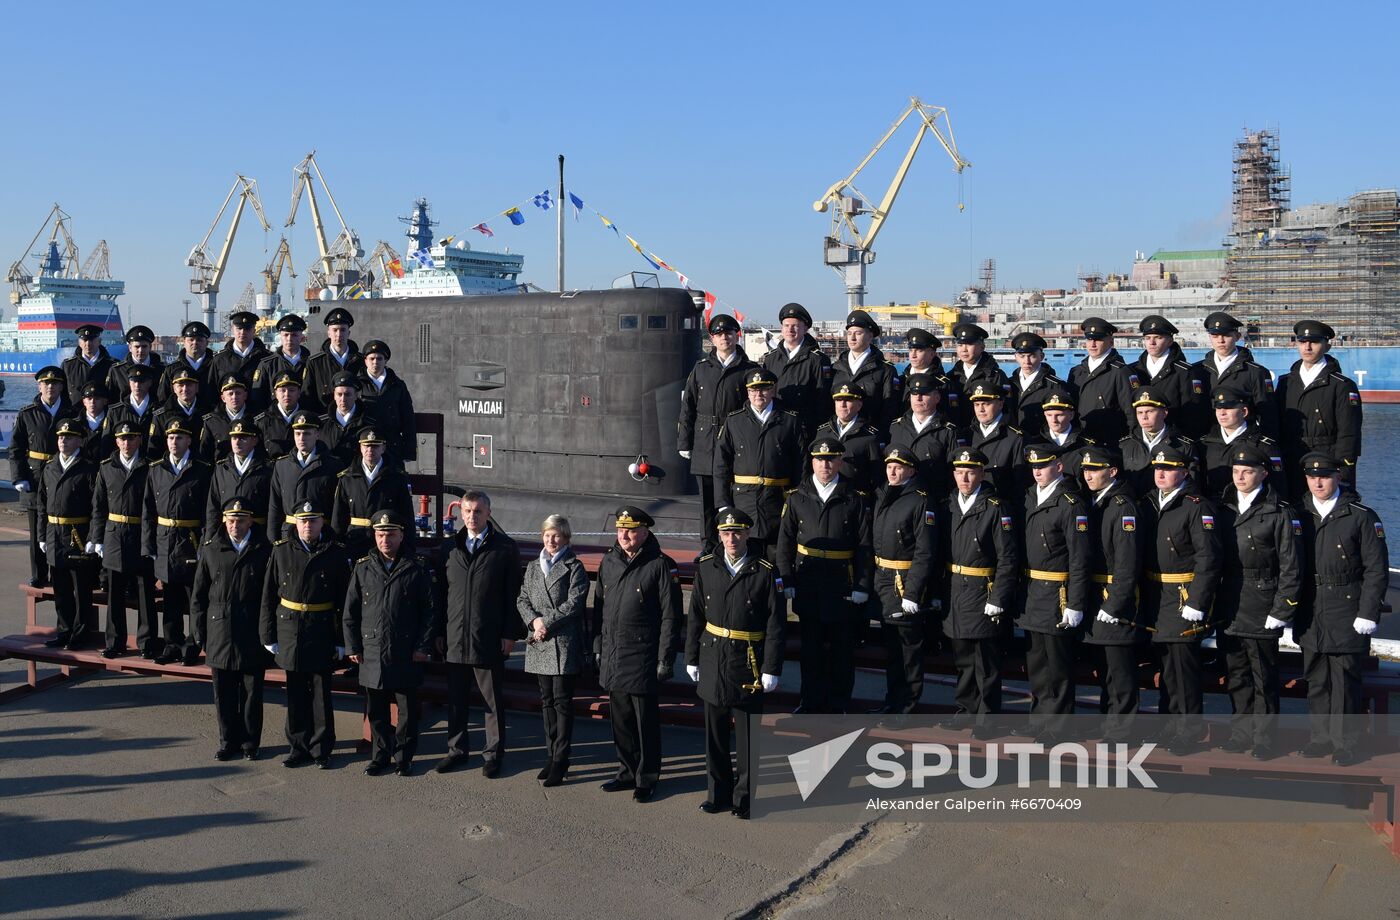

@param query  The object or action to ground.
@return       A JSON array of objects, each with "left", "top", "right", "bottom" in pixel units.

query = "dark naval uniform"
[
  {"left": 885, "top": 404, "right": 963, "bottom": 500},
  {"left": 1277, "top": 353, "right": 1362, "bottom": 498},
  {"left": 269, "top": 446, "right": 345, "bottom": 541},
  {"left": 830, "top": 345, "right": 901, "bottom": 436},
  {"left": 814, "top": 414, "right": 886, "bottom": 498},
  {"left": 1138, "top": 460, "right": 1222, "bottom": 747},
  {"left": 1185, "top": 345, "right": 1278, "bottom": 439},
  {"left": 761, "top": 324, "right": 832, "bottom": 439},
  {"left": 1296, "top": 454, "right": 1388, "bottom": 761},
  {"left": 685, "top": 511, "right": 784, "bottom": 816},
  {"left": 251, "top": 346, "right": 311, "bottom": 412},
  {"left": 106, "top": 354, "right": 165, "bottom": 402},
  {"left": 254, "top": 404, "right": 300, "bottom": 460},
  {"left": 199, "top": 401, "right": 256, "bottom": 464},
  {"left": 1217, "top": 466, "right": 1302, "bottom": 755},
  {"left": 714, "top": 391, "right": 805, "bottom": 555},
  {"left": 1017, "top": 463, "right": 1092, "bottom": 730},
  {"left": 38, "top": 435, "right": 99, "bottom": 647},
  {"left": 157, "top": 350, "right": 217, "bottom": 412},
  {"left": 678, "top": 330, "right": 755, "bottom": 552},
  {"left": 92, "top": 446, "right": 158, "bottom": 656},
  {"left": 946, "top": 352, "right": 1010, "bottom": 429},
  {"left": 1009, "top": 364, "right": 1070, "bottom": 434},
  {"left": 105, "top": 395, "right": 158, "bottom": 450},
  {"left": 77, "top": 410, "right": 116, "bottom": 463},
  {"left": 260, "top": 520, "right": 354, "bottom": 763},
  {"left": 302, "top": 340, "right": 364, "bottom": 416},
  {"left": 62, "top": 345, "right": 116, "bottom": 403},
  {"left": 10, "top": 386, "right": 77, "bottom": 586},
  {"left": 1078, "top": 463, "right": 1143, "bottom": 739},
  {"left": 776, "top": 463, "right": 873, "bottom": 714},
  {"left": 964, "top": 410, "right": 1025, "bottom": 503},
  {"left": 149, "top": 400, "right": 205, "bottom": 459},
  {"left": 204, "top": 449, "right": 274, "bottom": 543},
  {"left": 193, "top": 519, "right": 274, "bottom": 758},
  {"left": 593, "top": 518, "right": 683, "bottom": 793},
  {"left": 318, "top": 403, "right": 376, "bottom": 466},
  {"left": 1197, "top": 420, "right": 1282, "bottom": 498},
  {"left": 331, "top": 456, "right": 415, "bottom": 559},
  {"left": 1070, "top": 349, "right": 1135, "bottom": 444},
  {"left": 142, "top": 450, "right": 214, "bottom": 662},
  {"left": 870, "top": 462, "right": 937, "bottom": 714},
  {"left": 209, "top": 339, "right": 270, "bottom": 394},
  {"left": 939, "top": 458, "right": 1020, "bottom": 726},
  {"left": 1118, "top": 426, "right": 1198, "bottom": 499},
  {"left": 344, "top": 517, "right": 438, "bottom": 771},
  {"left": 1126, "top": 341, "right": 1194, "bottom": 416},
  {"left": 357, "top": 359, "right": 418, "bottom": 465}
]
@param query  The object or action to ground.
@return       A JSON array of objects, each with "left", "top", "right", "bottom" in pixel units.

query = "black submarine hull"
[{"left": 333, "top": 287, "right": 704, "bottom": 541}]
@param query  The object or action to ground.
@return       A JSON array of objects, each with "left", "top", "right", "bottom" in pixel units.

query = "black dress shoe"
[
  {"left": 432, "top": 754, "right": 467, "bottom": 774},
  {"left": 63, "top": 638, "right": 88, "bottom": 651},
  {"left": 1251, "top": 743, "right": 1278, "bottom": 761},
  {"left": 731, "top": 804, "right": 750, "bottom": 819},
  {"left": 244, "top": 749, "right": 259, "bottom": 761},
  {"left": 632, "top": 786, "right": 654, "bottom": 802},
  {"left": 601, "top": 777, "right": 635, "bottom": 793},
  {"left": 970, "top": 724, "right": 998, "bottom": 741},
  {"left": 102, "top": 646, "right": 124, "bottom": 659},
  {"left": 541, "top": 762, "right": 567, "bottom": 787},
  {"left": 153, "top": 648, "right": 180, "bottom": 665},
  {"left": 140, "top": 647, "right": 160, "bottom": 660},
  {"left": 396, "top": 760, "right": 413, "bottom": 777},
  {"left": 214, "top": 748, "right": 237, "bottom": 761},
  {"left": 314, "top": 756, "right": 330, "bottom": 770},
  {"left": 182, "top": 647, "right": 201, "bottom": 667},
  {"left": 481, "top": 758, "right": 501, "bottom": 779},
  {"left": 537, "top": 763, "right": 553, "bottom": 781},
  {"left": 698, "top": 800, "right": 731, "bottom": 814},
  {"left": 44, "top": 636, "right": 68, "bottom": 649},
  {"left": 282, "top": 752, "right": 313, "bottom": 768},
  {"left": 1219, "top": 737, "right": 1252, "bottom": 754},
  {"left": 1300, "top": 740, "right": 1332, "bottom": 758},
  {"left": 1332, "top": 748, "right": 1363, "bottom": 767},
  {"left": 364, "top": 760, "right": 389, "bottom": 776},
  {"left": 1167, "top": 736, "right": 1202, "bottom": 756}
]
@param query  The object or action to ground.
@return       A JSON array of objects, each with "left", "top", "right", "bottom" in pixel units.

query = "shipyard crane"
[
  {"left": 7, "top": 204, "right": 81, "bottom": 301},
  {"left": 814, "top": 96, "right": 971, "bottom": 310},
  {"left": 365, "top": 240, "right": 402, "bottom": 293},
  {"left": 80, "top": 240, "right": 111, "bottom": 280},
  {"left": 257, "top": 236, "right": 296, "bottom": 316},
  {"left": 187, "top": 175, "right": 271, "bottom": 332},
  {"left": 865, "top": 301, "right": 963, "bottom": 336},
  {"left": 285, "top": 150, "right": 364, "bottom": 304}
]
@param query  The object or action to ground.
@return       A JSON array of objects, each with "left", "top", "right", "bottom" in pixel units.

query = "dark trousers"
[
  {"left": 1222, "top": 634, "right": 1280, "bottom": 745},
  {"left": 27, "top": 507, "right": 48, "bottom": 585},
  {"left": 51, "top": 560, "right": 94, "bottom": 643},
  {"left": 704, "top": 699, "right": 759, "bottom": 809},
  {"left": 446, "top": 662, "right": 506, "bottom": 760},
  {"left": 537, "top": 674, "right": 577, "bottom": 765},
  {"left": 161, "top": 581, "right": 195, "bottom": 653},
  {"left": 949, "top": 636, "right": 1001, "bottom": 717},
  {"left": 1026, "top": 630, "right": 1076, "bottom": 729},
  {"left": 798, "top": 615, "right": 856, "bottom": 713},
  {"left": 1156, "top": 642, "right": 1204, "bottom": 739},
  {"left": 212, "top": 667, "right": 264, "bottom": 752},
  {"left": 696, "top": 474, "right": 718, "bottom": 553},
  {"left": 1093, "top": 644, "right": 1140, "bottom": 739},
  {"left": 1304, "top": 649, "right": 1365, "bottom": 751},
  {"left": 106, "top": 563, "right": 158, "bottom": 652},
  {"left": 365, "top": 687, "right": 420, "bottom": 764},
  {"left": 284, "top": 669, "right": 335, "bottom": 758},
  {"left": 609, "top": 690, "right": 661, "bottom": 788},
  {"left": 882, "top": 619, "right": 925, "bottom": 712}
]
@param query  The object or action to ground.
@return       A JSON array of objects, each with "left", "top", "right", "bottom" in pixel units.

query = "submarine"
[{"left": 325, "top": 286, "right": 706, "bottom": 543}]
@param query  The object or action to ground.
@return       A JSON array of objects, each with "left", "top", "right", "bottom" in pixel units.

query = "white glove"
[
  {"left": 900, "top": 598, "right": 920, "bottom": 616},
  {"left": 14, "top": 481, "right": 30, "bottom": 493},
  {"left": 984, "top": 603, "right": 1003, "bottom": 619},
  {"left": 1264, "top": 615, "right": 1288, "bottom": 630},
  {"left": 1096, "top": 609, "right": 1119, "bottom": 625},
  {"left": 95, "top": 544, "right": 104, "bottom": 558},
  {"left": 686, "top": 664, "right": 700, "bottom": 682},
  {"left": 679, "top": 450, "right": 691, "bottom": 460},
  {"left": 84, "top": 542, "right": 96, "bottom": 554},
  {"left": 846, "top": 590, "right": 869, "bottom": 605},
  {"left": 1060, "top": 608, "right": 1084, "bottom": 628},
  {"left": 760, "top": 673, "right": 780, "bottom": 693},
  {"left": 1181, "top": 605, "right": 1206, "bottom": 623},
  {"left": 38, "top": 542, "right": 46, "bottom": 553},
  {"left": 783, "top": 587, "right": 795, "bottom": 600},
  {"left": 336, "top": 646, "right": 347, "bottom": 658},
  {"left": 264, "top": 643, "right": 279, "bottom": 654},
  {"left": 1354, "top": 618, "right": 1378, "bottom": 636}
]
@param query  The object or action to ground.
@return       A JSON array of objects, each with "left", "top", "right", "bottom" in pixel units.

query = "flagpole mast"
[{"left": 557, "top": 154, "right": 565, "bottom": 292}]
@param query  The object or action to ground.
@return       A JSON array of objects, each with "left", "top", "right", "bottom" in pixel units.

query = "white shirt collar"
[
  {"left": 233, "top": 342, "right": 254, "bottom": 358},
  {"left": 283, "top": 350, "right": 302, "bottom": 366},
  {"left": 329, "top": 345, "right": 350, "bottom": 366},
  {"left": 1142, "top": 427, "right": 1167, "bottom": 450},
  {"left": 1049, "top": 427, "right": 1072, "bottom": 446},
  {"left": 1018, "top": 368, "right": 1040, "bottom": 387},
  {"left": 58, "top": 450, "right": 80, "bottom": 470},
  {"left": 170, "top": 450, "right": 191, "bottom": 472},
  {"left": 296, "top": 449, "right": 317, "bottom": 468},
  {"left": 847, "top": 349, "right": 870, "bottom": 373},
  {"left": 186, "top": 351, "right": 206, "bottom": 369},
  {"left": 1145, "top": 353, "right": 1168, "bottom": 377},
  {"left": 911, "top": 413, "right": 934, "bottom": 434},
  {"left": 335, "top": 406, "right": 357, "bottom": 426},
  {"left": 225, "top": 407, "right": 246, "bottom": 421},
  {"left": 751, "top": 403, "right": 774, "bottom": 424},
  {"left": 1236, "top": 486, "right": 1262, "bottom": 513},
  {"left": 1087, "top": 353, "right": 1107, "bottom": 373},
  {"left": 784, "top": 341, "right": 803, "bottom": 359},
  {"left": 1214, "top": 350, "right": 1239, "bottom": 373},
  {"left": 277, "top": 403, "right": 297, "bottom": 421},
  {"left": 1094, "top": 481, "right": 1118, "bottom": 505},
  {"left": 41, "top": 399, "right": 61, "bottom": 417},
  {"left": 1312, "top": 488, "right": 1341, "bottom": 520},
  {"left": 1157, "top": 487, "right": 1182, "bottom": 509},
  {"left": 1297, "top": 361, "right": 1326, "bottom": 388},
  {"left": 716, "top": 350, "right": 737, "bottom": 368},
  {"left": 1220, "top": 424, "right": 1248, "bottom": 445},
  {"left": 231, "top": 532, "right": 251, "bottom": 554},
  {"left": 82, "top": 352, "right": 100, "bottom": 367},
  {"left": 118, "top": 451, "right": 140, "bottom": 471},
  {"left": 232, "top": 453, "right": 254, "bottom": 476},
  {"left": 835, "top": 418, "right": 859, "bottom": 439},
  {"left": 86, "top": 411, "right": 105, "bottom": 428},
  {"left": 368, "top": 372, "right": 387, "bottom": 390},
  {"left": 814, "top": 475, "right": 839, "bottom": 503},
  {"left": 177, "top": 401, "right": 197, "bottom": 416},
  {"left": 362, "top": 459, "right": 383, "bottom": 481},
  {"left": 724, "top": 553, "right": 749, "bottom": 577},
  {"left": 957, "top": 486, "right": 981, "bottom": 515},
  {"left": 1035, "top": 477, "right": 1064, "bottom": 506},
  {"left": 978, "top": 415, "right": 1002, "bottom": 437},
  {"left": 129, "top": 395, "right": 150, "bottom": 414}
]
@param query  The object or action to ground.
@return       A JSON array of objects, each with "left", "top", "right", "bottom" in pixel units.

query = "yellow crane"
[
  {"left": 285, "top": 150, "right": 363, "bottom": 304},
  {"left": 865, "top": 301, "right": 963, "bottom": 337},
  {"left": 187, "top": 175, "right": 271, "bottom": 332},
  {"left": 814, "top": 96, "right": 970, "bottom": 310},
  {"left": 257, "top": 236, "right": 296, "bottom": 319}
]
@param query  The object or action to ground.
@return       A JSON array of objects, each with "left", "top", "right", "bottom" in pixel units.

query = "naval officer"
[
  {"left": 38, "top": 418, "right": 99, "bottom": 649},
  {"left": 11, "top": 365, "right": 77, "bottom": 588},
  {"left": 1276, "top": 320, "right": 1363, "bottom": 499}
]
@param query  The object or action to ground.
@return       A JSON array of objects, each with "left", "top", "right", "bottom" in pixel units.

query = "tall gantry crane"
[
  {"left": 365, "top": 240, "right": 402, "bottom": 293},
  {"left": 285, "top": 150, "right": 363, "bottom": 306},
  {"left": 258, "top": 236, "right": 296, "bottom": 316},
  {"left": 7, "top": 203, "right": 81, "bottom": 302},
  {"left": 814, "top": 96, "right": 971, "bottom": 310},
  {"left": 187, "top": 175, "right": 271, "bottom": 331}
]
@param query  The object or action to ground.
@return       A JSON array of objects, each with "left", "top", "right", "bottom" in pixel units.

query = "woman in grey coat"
[{"left": 518, "top": 514, "right": 590, "bottom": 786}]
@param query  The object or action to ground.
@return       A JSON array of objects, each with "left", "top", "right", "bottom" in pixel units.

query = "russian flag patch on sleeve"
[
  {"left": 924, "top": 509, "right": 937, "bottom": 525},
  {"left": 1075, "top": 515, "right": 1089, "bottom": 532},
  {"left": 1377, "top": 522, "right": 1387, "bottom": 540},
  {"left": 1122, "top": 515, "right": 1136, "bottom": 532},
  {"left": 1292, "top": 518, "right": 1302, "bottom": 536},
  {"left": 1349, "top": 391, "right": 1361, "bottom": 404},
  {"left": 1000, "top": 515, "right": 1013, "bottom": 532},
  {"left": 1201, "top": 514, "right": 1215, "bottom": 530}
]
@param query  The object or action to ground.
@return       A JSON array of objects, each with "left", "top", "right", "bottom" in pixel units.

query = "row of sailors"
[{"left": 680, "top": 307, "right": 1361, "bottom": 548}]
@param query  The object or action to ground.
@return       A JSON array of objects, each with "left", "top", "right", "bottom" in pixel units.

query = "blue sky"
[{"left": 0, "top": 1, "right": 1394, "bottom": 332}]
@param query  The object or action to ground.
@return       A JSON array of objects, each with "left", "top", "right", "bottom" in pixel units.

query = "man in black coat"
[
  {"left": 714, "top": 367, "right": 805, "bottom": 560},
  {"left": 1296, "top": 452, "right": 1388, "bottom": 766},
  {"left": 331, "top": 427, "right": 415, "bottom": 559},
  {"left": 939, "top": 447, "right": 1020, "bottom": 737},
  {"left": 345, "top": 509, "right": 438, "bottom": 776},
  {"left": 686, "top": 507, "right": 784, "bottom": 819},
  {"left": 208, "top": 311, "right": 270, "bottom": 393},
  {"left": 963, "top": 383, "right": 1025, "bottom": 503},
  {"left": 157, "top": 321, "right": 217, "bottom": 412},
  {"left": 105, "top": 362, "right": 159, "bottom": 445},
  {"left": 301, "top": 307, "right": 363, "bottom": 415},
  {"left": 1035, "top": 389, "right": 1095, "bottom": 485},
  {"left": 776, "top": 437, "right": 874, "bottom": 715},
  {"left": 1276, "top": 320, "right": 1363, "bottom": 498},
  {"left": 762, "top": 302, "right": 833, "bottom": 439},
  {"left": 149, "top": 369, "right": 205, "bottom": 460},
  {"left": 10, "top": 365, "right": 76, "bottom": 587},
  {"left": 814, "top": 382, "right": 886, "bottom": 498},
  {"left": 1183, "top": 311, "right": 1279, "bottom": 439},
  {"left": 1126, "top": 315, "right": 1194, "bottom": 415},
  {"left": 679, "top": 313, "right": 755, "bottom": 554},
  {"left": 193, "top": 498, "right": 274, "bottom": 761},
  {"left": 199, "top": 375, "right": 256, "bottom": 464},
  {"left": 62, "top": 323, "right": 116, "bottom": 403},
  {"left": 356, "top": 340, "right": 417, "bottom": 467},
  {"left": 945, "top": 323, "right": 1010, "bottom": 429},
  {"left": 594, "top": 506, "right": 683, "bottom": 802},
  {"left": 1215, "top": 443, "right": 1302, "bottom": 759},
  {"left": 143, "top": 418, "right": 214, "bottom": 665},
  {"left": 1069, "top": 317, "right": 1135, "bottom": 443},
  {"left": 1139, "top": 445, "right": 1222, "bottom": 754},
  {"left": 886, "top": 373, "right": 963, "bottom": 501},
  {"left": 204, "top": 421, "right": 273, "bottom": 543},
  {"left": 1018, "top": 444, "right": 1092, "bottom": 741},
  {"left": 268, "top": 411, "right": 345, "bottom": 541},
  {"left": 1078, "top": 446, "right": 1143, "bottom": 741},
  {"left": 1197, "top": 387, "right": 1283, "bottom": 498},
  {"left": 105, "top": 325, "right": 164, "bottom": 399},
  {"left": 899, "top": 327, "right": 946, "bottom": 398},
  {"left": 1007, "top": 331, "right": 1070, "bottom": 433},
  {"left": 318, "top": 372, "right": 376, "bottom": 466},
  {"left": 38, "top": 419, "right": 99, "bottom": 649},
  {"left": 434, "top": 491, "right": 523, "bottom": 778},
  {"left": 1118, "top": 386, "right": 1200, "bottom": 498},
  {"left": 260, "top": 501, "right": 353, "bottom": 768},
  {"left": 90, "top": 421, "right": 158, "bottom": 658},
  {"left": 870, "top": 448, "right": 937, "bottom": 715},
  {"left": 829, "top": 309, "right": 901, "bottom": 436},
  {"left": 251, "top": 314, "right": 311, "bottom": 414},
  {"left": 76, "top": 382, "right": 115, "bottom": 462},
  {"left": 255, "top": 372, "right": 304, "bottom": 460}
]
